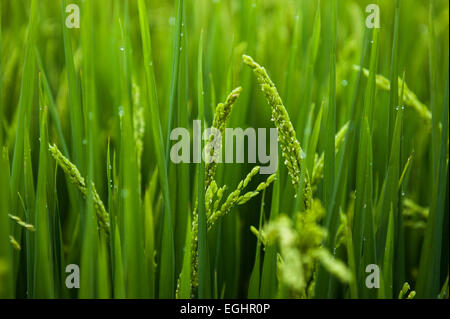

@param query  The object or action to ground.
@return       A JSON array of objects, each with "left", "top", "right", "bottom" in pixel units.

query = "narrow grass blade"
[
  {"left": 259, "top": 166, "right": 279, "bottom": 298},
  {"left": 387, "top": 0, "right": 400, "bottom": 153},
  {"left": 197, "top": 31, "right": 211, "bottom": 299},
  {"left": 33, "top": 107, "right": 54, "bottom": 298},
  {"left": 247, "top": 190, "right": 266, "bottom": 298},
  {"left": 35, "top": 50, "right": 69, "bottom": 157},
  {"left": 295, "top": 1, "right": 321, "bottom": 139},
  {"left": 0, "top": 148, "right": 13, "bottom": 298},
  {"left": 10, "top": 0, "right": 38, "bottom": 229},
  {"left": 416, "top": 56, "right": 449, "bottom": 298},
  {"left": 61, "top": 0, "right": 85, "bottom": 173},
  {"left": 174, "top": 9, "right": 190, "bottom": 276},
  {"left": 176, "top": 212, "right": 192, "bottom": 299},
  {"left": 306, "top": 102, "right": 323, "bottom": 182},
  {"left": 138, "top": 0, "right": 174, "bottom": 298},
  {"left": 323, "top": 0, "right": 337, "bottom": 216},
  {"left": 165, "top": 0, "right": 184, "bottom": 163},
  {"left": 382, "top": 206, "right": 395, "bottom": 298}
]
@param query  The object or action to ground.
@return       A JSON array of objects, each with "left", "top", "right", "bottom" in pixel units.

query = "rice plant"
[{"left": 0, "top": 0, "right": 448, "bottom": 299}]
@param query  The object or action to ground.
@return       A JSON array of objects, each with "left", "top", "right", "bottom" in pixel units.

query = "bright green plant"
[{"left": 0, "top": 0, "right": 448, "bottom": 299}]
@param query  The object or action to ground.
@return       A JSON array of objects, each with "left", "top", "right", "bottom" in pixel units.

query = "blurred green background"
[{"left": 0, "top": 0, "right": 448, "bottom": 299}]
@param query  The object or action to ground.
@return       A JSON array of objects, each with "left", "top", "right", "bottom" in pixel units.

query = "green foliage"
[{"left": 0, "top": 0, "right": 448, "bottom": 299}]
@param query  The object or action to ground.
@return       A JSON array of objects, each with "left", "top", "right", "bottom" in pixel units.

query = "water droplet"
[
  {"left": 82, "top": 139, "right": 87, "bottom": 145},
  {"left": 118, "top": 106, "right": 124, "bottom": 117},
  {"left": 341, "top": 79, "right": 348, "bottom": 87},
  {"left": 120, "top": 47, "right": 125, "bottom": 52}
]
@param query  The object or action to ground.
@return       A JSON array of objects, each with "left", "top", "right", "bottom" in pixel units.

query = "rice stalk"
[
  {"left": 242, "top": 54, "right": 312, "bottom": 208},
  {"left": 49, "top": 144, "right": 110, "bottom": 239},
  {"left": 8, "top": 214, "right": 35, "bottom": 232},
  {"left": 9, "top": 236, "right": 21, "bottom": 251}
]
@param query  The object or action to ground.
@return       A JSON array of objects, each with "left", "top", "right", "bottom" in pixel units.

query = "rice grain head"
[{"left": 243, "top": 54, "right": 311, "bottom": 208}]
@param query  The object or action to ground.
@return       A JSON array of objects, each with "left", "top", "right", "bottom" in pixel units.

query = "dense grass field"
[{"left": 0, "top": 0, "right": 448, "bottom": 299}]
